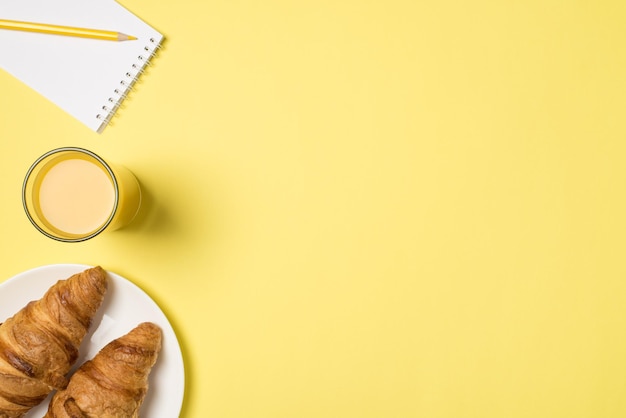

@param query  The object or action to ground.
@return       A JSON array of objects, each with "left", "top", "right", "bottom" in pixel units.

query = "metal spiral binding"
[{"left": 95, "top": 37, "right": 161, "bottom": 126}]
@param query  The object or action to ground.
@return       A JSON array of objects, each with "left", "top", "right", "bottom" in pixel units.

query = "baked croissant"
[
  {"left": 44, "top": 322, "right": 162, "bottom": 418},
  {"left": 0, "top": 266, "right": 108, "bottom": 418}
]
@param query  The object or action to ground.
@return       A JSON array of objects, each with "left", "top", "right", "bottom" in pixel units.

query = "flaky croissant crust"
[
  {"left": 0, "top": 267, "right": 108, "bottom": 418},
  {"left": 44, "top": 322, "right": 162, "bottom": 418}
]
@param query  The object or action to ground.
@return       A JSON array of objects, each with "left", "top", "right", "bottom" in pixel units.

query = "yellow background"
[{"left": 2, "top": 1, "right": 626, "bottom": 416}]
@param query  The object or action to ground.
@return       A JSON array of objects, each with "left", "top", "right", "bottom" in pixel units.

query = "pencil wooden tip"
[{"left": 118, "top": 33, "right": 137, "bottom": 41}]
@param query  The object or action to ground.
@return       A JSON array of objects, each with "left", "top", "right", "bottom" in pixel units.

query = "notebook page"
[{"left": 0, "top": 0, "right": 163, "bottom": 132}]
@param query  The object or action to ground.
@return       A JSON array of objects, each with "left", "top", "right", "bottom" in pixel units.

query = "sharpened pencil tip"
[{"left": 118, "top": 33, "right": 137, "bottom": 41}]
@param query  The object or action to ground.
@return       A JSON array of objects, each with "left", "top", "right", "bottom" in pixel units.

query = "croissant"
[
  {"left": 44, "top": 322, "right": 162, "bottom": 418},
  {"left": 0, "top": 266, "right": 108, "bottom": 418}
]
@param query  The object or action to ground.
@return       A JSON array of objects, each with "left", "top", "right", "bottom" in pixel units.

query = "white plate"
[{"left": 0, "top": 264, "right": 185, "bottom": 417}]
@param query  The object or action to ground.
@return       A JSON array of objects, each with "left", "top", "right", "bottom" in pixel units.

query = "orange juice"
[
  {"left": 23, "top": 148, "right": 141, "bottom": 242},
  {"left": 38, "top": 158, "right": 116, "bottom": 234}
]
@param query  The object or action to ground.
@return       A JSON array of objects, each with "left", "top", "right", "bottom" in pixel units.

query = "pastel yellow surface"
[{"left": 2, "top": 1, "right": 626, "bottom": 417}]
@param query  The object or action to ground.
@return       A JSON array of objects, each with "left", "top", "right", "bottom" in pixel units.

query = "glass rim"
[{"left": 22, "top": 147, "right": 120, "bottom": 243}]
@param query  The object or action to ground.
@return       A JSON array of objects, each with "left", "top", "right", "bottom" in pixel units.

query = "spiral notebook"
[{"left": 0, "top": 0, "right": 163, "bottom": 133}]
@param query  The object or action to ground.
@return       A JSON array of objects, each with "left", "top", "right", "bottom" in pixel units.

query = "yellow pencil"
[{"left": 0, "top": 19, "right": 136, "bottom": 41}]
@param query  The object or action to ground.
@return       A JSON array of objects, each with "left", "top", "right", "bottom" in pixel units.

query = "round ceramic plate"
[{"left": 0, "top": 264, "right": 185, "bottom": 417}]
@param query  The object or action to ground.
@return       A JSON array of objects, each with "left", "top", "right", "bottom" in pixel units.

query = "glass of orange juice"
[{"left": 22, "top": 147, "right": 141, "bottom": 242}]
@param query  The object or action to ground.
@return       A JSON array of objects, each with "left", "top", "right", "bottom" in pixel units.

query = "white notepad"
[{"left": 0, "top": 0, "right": 163, "bottom": 133}]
